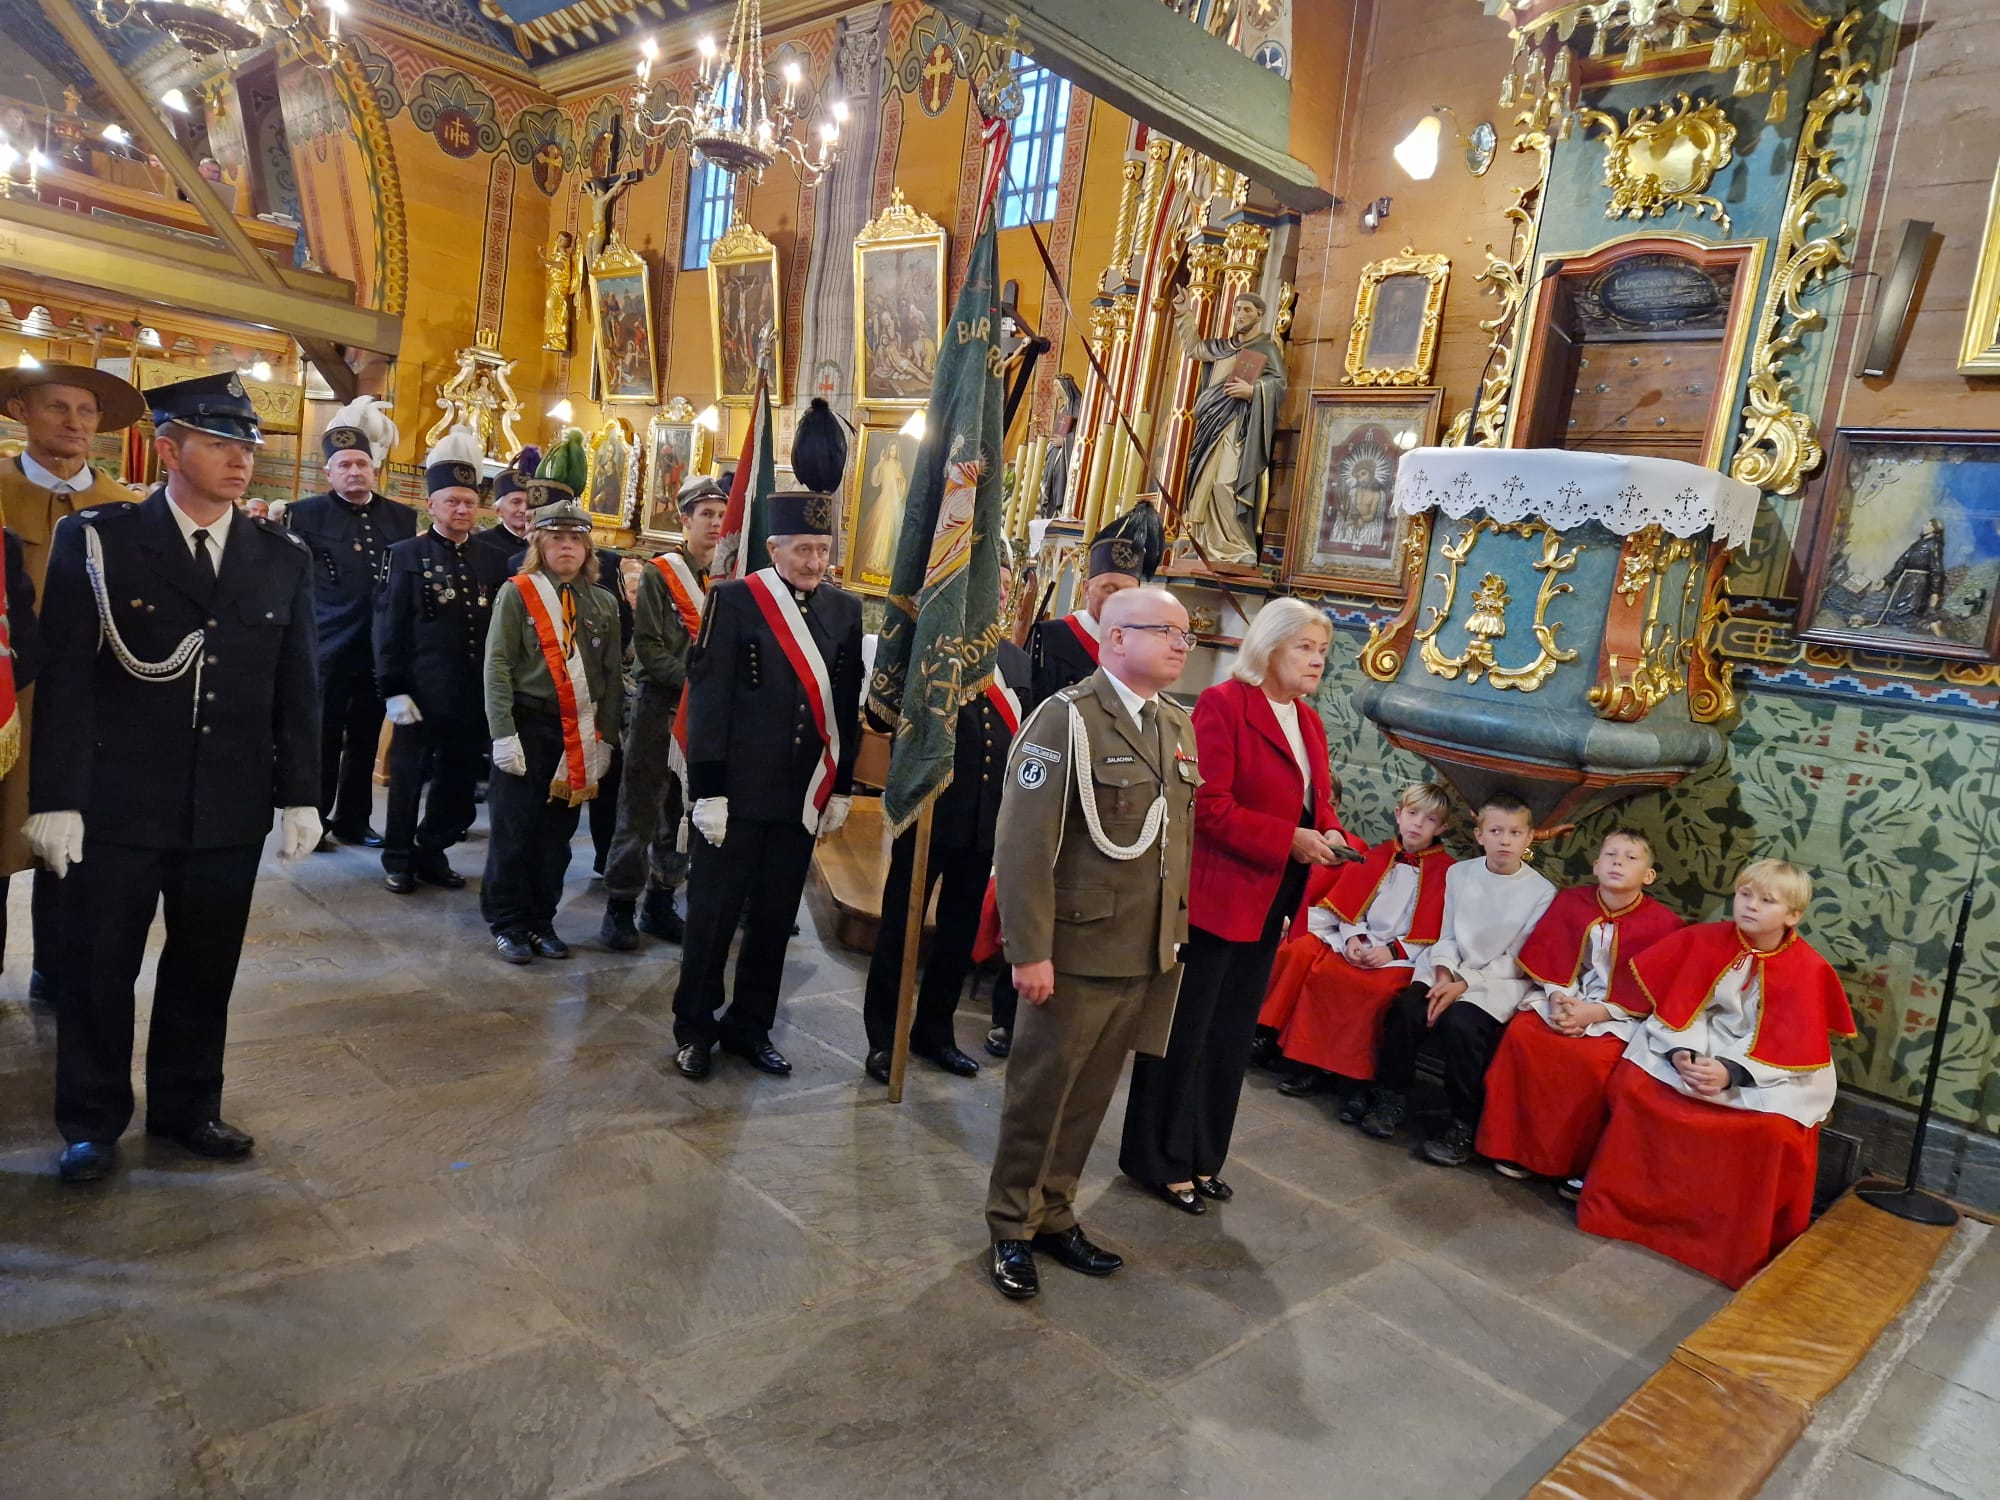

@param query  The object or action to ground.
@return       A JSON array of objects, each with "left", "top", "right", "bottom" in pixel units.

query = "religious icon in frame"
[
  {"left": 640, "top": 398, "right": 698, "bottom": 542},
  {"left": 1796, "top": 428, "right": 2000, "bottom": 662},
  {"left": 584, "top": 416, "right": 638, "bottom": 526},
  {"left": 709, "top": 219, "right": 784, "bottom": 407},
  {"left": 843, "top": 421, "right": 921, "bottom": 597},
  {"left": 1282, "top": 388, "right": 1443, "bottom": 599},
  {"left": 1345, "top": 249, "right": 1450, "bottom": 386},
  {"left": 853, "top": 188, "right": 947, "bottom": 408},
  {"left": 587, "top": 231, "right": 659, "bottom": 404}
]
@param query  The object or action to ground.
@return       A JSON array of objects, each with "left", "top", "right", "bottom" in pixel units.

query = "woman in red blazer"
[{"left": 1119, "top": 598, "right": 1360, "bottom": 1212}]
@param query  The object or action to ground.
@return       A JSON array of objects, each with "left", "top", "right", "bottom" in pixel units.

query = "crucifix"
[
  {"left": 579, "top": 116, "right": 645, "bottom": 273},
  {"left": 922, "top": 45, "right": 955, "bottom": 114}
]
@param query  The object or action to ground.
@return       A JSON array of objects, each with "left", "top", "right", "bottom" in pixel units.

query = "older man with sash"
[
  {"left": 598, "top": 474, "right": 730, "bottom": 949},
  {"left": 670, "top": 491, "right": 862, "bottom": 1080}
]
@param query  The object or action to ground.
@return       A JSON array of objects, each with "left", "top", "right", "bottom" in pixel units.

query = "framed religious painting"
[
  {"left": 588, "top": 232, "right": 659, "bottom": 404},
  {"left": 1960, "top": 159, "right": 2000, "bottom": 374},
  {"left": 1796, "top": 429, "right": 2000, "bottom": 662},
  {"left": 842, "top": 421, "right": 921, "bottom": 596},
  {"left": 1282, "top": 388, "right": 1443, "bottom": 599},
  {"left": 708, "top": 220, "right": 784, "bottom": 407},
  {"left": 584, "top": 416, "right": 638, "bottom": 527},
  {"left": 1345, "top": 249, "right": 1450, "bottom": 386},
  {"left": 639, "top": 398, "right": 698, "bottom": 542},
  {"left": 853, "top": 188, "right": 947, "bottom": 408}
]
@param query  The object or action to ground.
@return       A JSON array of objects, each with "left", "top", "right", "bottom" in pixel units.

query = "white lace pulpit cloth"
[{"left": 1391, "top": 448, "right": 1760, "bottom": 550}]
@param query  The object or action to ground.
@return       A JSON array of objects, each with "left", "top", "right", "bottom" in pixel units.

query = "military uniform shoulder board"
[
  {"left": 1055, "top": 684, "right": 1086, "bottom": 702},
  {"left": 78, "top": 507, "right": 102, "bottom": 521}
]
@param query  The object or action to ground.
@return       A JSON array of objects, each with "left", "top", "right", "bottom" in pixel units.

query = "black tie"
[{"left": 192, "top": 529, "right": 217, "bottom": 589}]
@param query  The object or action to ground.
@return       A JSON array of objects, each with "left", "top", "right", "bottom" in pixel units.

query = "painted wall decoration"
[
  {"left": 1797, "top": 430, "right": 2000, "bottom": 662},
  {"left": 507, "top": 105, "right": 576, "bottom": 196},
  {"left": 408, "top": 70, "right": 504, "bottom": 159},
  {"left": 854, "top": 188, "right": 945, "bottom": 407},
  {"left": 1284, "top": 389, "right": 1442, "bottom": 599},
  {"left": 844, "top": 421, "right": 919, "bottom": 595}
]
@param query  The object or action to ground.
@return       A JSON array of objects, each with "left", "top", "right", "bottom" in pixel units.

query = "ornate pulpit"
[{"left": 1356, "top": 447, "right": 1758, "bottom": 833}]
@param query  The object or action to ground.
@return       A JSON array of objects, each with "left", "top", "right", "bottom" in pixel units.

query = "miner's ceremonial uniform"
[
  {"left": 671, "top": 492, "right": 862, "bottom": 1075},
  {"left": 374, "top": 498, "right": 509, "bottom": 888},
  {"left": 286, "top": 433, "right": 418, "bottom": 839},
  {"left": 30, "top": 374, "right": 319, "bottom": 1169},
  {"left": 985, "top": 667, "right": 1197, "bottom": 1259},
  {"left": 1023, "top": 535, "right": 1143, "bottom": 713},
  {"left": 861, "top": 639, "right": 1030, "bottom": 1076}
]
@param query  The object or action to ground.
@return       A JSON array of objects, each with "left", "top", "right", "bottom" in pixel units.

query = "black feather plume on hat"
[{"left": 791, "top": 398, "right": 848, "bottom": 494}]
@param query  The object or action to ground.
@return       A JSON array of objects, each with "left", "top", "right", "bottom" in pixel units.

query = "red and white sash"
[
  {"left": 984, "top": 680, "right": 1020, "bottom": 734},
  {"left": 515, "top": 574, "right": 601, "bottom": 806},
  {"left": 743, "top": 566, "right": 840, "bottom": 833},
  {"left": 1063, "top": 611, "right": 1101, "bottom": 664},
  {"left": 651, "top": 550, "right": 706, "bottom": 778}
]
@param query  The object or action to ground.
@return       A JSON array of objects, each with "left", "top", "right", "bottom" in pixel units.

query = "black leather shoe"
[
  {"left": 528, "top": 931, "right": 571, "bottom": 960},
  {"left": 723, "top": 1039, "right": 792, "bottom": 1075},
  {"left": 333, "top": 824, "right": 385, "bottom": 849},
  {"left": 58, "top": 1140, "right": 117, "bottom": 1183},
  {"left": 314, "top": 833, "right": 340, "bottom": 853},
  {"left": 864, "top": 1050, "right": 892, "bottom": 1084},
  {"left": 637, "top": 894, "right": 684, "bottom": 942},
  {"left": 1337, "top": 1090, "right": 1370, "bottom": 1126},
  {"left": 915, "top": 1042, "right": 980, "bottom": 1078},
  {"left": 415, "top": 861, "right": 465, "bottom": 890},
  {"left": 383, "top": 870, "right": 417, "bottom": 895},
  {"left": 988, "top": 1239, "right": 1039, "bottom": 1300},
  {"left": 984, "top": 1027, "right": 1011, "bottom": 1058},
  {"left": 494, "top": 931, "right": 534, "bottom": 965},
  {"left": 1149, "top": 1181, "right": 1206, "bottom": 1215},
  {"left": 1360, "top": 1089, "right": 1409, "bottom": 1140},
  {"left": 1278, "top": 1068, "right": 1329, "bottom": 1097},
  {"left": 1422, "top": 1120, "right": 1478, "bottom": 1169},
  {"left": 1194, "top": 1176, "right": 1233, "bottom": 1202},
  {"left": 1031, "top": 1225, "right": 1123, "bottom": 1276},
  {"left": 149, "top": 1118, "right": 254, "bottom": 1160},
  {"left": 600, "top": 899, "right": 640, "bottom": 951},
  {"left": 674, "top": 1042, "right": 712, "bottom": 1079},
  {"left": 1247, "top": 1030, "right": 1279, "bottom": 1070}
]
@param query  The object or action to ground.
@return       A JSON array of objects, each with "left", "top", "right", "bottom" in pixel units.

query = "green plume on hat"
[{"left": 536, "top": 426, "right": 588, "bottom": 494}]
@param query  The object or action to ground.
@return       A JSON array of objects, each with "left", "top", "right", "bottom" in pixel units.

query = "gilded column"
[
  {"left": 1220, "top": 219, "right": 1272, "bottom": 305},
  {"left": 1066, "top": 300, "right": 1119, "bottom": 521},
  {"left": 1084, "top": 294, "right": 1138, "bottom": 535},
  {"left": 1155, "top": 235, "right": 1228, "bottom": 525},
  {"left": 1101, "top": 156, "right": 1147, "bottom": 293}
]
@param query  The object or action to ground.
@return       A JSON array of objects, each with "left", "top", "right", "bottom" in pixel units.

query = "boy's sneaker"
[
  {"left": 1558, "top": 1177, "right": 1585, "bottom": 1202},
  {"left": 1336, "top": 1090, "right": 1369, "bottom": 1127},
  {"left": 1491, "top": 1159, "right": 1532, "bottom": 1180},
  {"left": 1421, "top": 1120, "right": 1477, "bottom": 1168},
  {"left": 1358, "top": 1090, "right": 1407, "bottom": 1139}
]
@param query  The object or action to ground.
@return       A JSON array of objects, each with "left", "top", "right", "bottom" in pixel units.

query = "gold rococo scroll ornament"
[
  {"left": 1727, "top": 10, "right": 1870, "bottom": 497},
  {"left": 1345, "top": 248, "right": 1451, "bottom": 386},
  {"left": 1444, "top": 115, "right": 1554, "bottom": 446},
  {"left": 1360, "top": 512, "right": 1433, "bottom": 681},
  {"left": 1415, "top": 519, "right": 1581, "bottom": 691},
  {"left": 1578, "top": 93, "right": 1738, "bottom": 234}
]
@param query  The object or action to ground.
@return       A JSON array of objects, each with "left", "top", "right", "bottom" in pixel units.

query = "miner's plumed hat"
[
  {"left": 767, "top": 490, "right": 837, "bottom": 538},
  {"left": 1095, "top": 493, "right": 1166, "bottom": 581},
  {"left": 424, "top": 426, "right": 485, "bottom": 496},
  {"left": 1087, "top": 535, "right": 1144, "bottom": 582},
  {"left": 790, "top": 397, "right": 848, "bottom": 494},
  {"left": 145, "top": 371, "right": 264, "bottom": 446},
  {"left": 495, "top": 445, "right": 540, "bottom": 499},
  {"left": 521, "top": 476, "right": 576, "bottom": 510}
]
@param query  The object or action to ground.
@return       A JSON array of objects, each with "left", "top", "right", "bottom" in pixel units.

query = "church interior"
[{"left": 1, "top": 0, "right": 1998, "bottom": 1495}]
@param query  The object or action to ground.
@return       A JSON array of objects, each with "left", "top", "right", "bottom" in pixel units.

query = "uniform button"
[
  {"left": 265, "top": 611, "right": 274, "bottom": 620},
  {"left": 200, "top": 724, "right": 212, "bottom": 734},
  {"left": 206, "top": 618, "right": 218, "bottom": 628},
  {"left": 204, "top": 654, "right": 219, "bottom": 665},
  {"left": 205, "top": 691, "right": 216, "bottom": 701}
]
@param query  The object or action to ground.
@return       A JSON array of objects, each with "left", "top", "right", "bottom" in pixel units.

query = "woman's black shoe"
[
  {"left": 1194, "top": 1176, "right": 1232, "bottom": 1201},
  {"left": 1150, "top": 1181, "right": 1206, "bottom": 1215}
]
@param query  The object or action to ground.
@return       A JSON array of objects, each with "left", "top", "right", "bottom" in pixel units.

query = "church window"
[{"left": 999, "top": 64, "right": 1073, "bottom": 229}]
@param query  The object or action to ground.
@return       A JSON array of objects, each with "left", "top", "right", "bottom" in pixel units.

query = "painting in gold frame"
[
  {"left": 587, "top": 232, "right": 659, "bottom": 405},
  {"left": 1282, "top": 388, "right": 1443, "bottom": 599},
  {"left": 639, "top": 397, "right": 699, "bottom": 542},
  {"left": 708, "top": 219, "right": 784, "bottom": 407},
  {"left": 842, "top": 421, "right": 921, "bottom": 597},
  {"left": 1345, "top": 249, "right": 1450, "bottom": 387},
  {"left": 853, "top": 188, "right": 946, "bottom": 408},
  {"left": 1960, "top": 159, "right": 2000, "bottom": 374},
  {"left": 584, "top": 416, "right": 638, "bottom": 527}
]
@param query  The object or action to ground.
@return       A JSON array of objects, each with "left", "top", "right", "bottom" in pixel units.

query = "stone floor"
[{"left": 0, "top": 807, "right": 1800, "bottom": 1499}]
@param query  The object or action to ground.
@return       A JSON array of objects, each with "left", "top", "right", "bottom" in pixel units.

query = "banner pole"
[{"left": 886, "top": 801, "right": 934, "bottom": 1104}]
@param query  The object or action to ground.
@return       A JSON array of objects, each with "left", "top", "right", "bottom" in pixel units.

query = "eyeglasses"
[{"left": 1118, "top": 623, "right": 1198, "bottom": 648}]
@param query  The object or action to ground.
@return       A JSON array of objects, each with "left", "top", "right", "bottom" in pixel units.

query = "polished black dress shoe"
[
  {"left": 1277, "top": 1068, "right": 1329, "bottom": 1097},
  {"left": 415, "top": 861, "right": 465, "bottom": 890},
  {"left": 333, "top": 824, "right": 385, "bottom": 849},
  {"left": 383, "top": 870, "right": 417, "bottom": 895},
  {"left": 1246, "top": 1029, "right": 1279, "bottom": 1070},
  {"left": 1030, "top": 1225, "right": 1123, "bottom": 1276},
  {"left": 149, "top": 1118, "right": 255, "bottom": 1160},
  {"left": 58, "top": 1140, "right": 117, "bottom": 1183},
  {"left": 988, "top": 1239, "right": 1039, "bottom": 1300},
  {"left": 1149, "top": 1181, "right": 1206, "bottom": 1215},
  {"left": 864, "top": 1050, "right": 892, "bottom": 1084},
  {"left": 494, "top": 931, "right": 534, "bottom": 965},
  {"left": 314, "top": 833, "right": 340, "bottom": 854},
  {"left": 1194, "top": 1176, "right": 1233, "bottom": 1202},
  {"left": 984, "top": 1027, "right": 1011, "bottom": 1058},
  {"left": 723, "top": 1039, "right": 792, "bottom": 1075},
  {"left": 528, "top": 931, "right": 571, "bottom": 960},
  {"left": 915, "top": 1042, "right": 980, "bottom": 1077},
  {"left": 674, "top": 1042, "right": 712, "bottom": 1079}
]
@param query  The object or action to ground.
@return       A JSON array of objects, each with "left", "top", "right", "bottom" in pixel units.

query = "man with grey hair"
[{"left": 984, "top": 587, "right": 1200, "bottom": 1299}]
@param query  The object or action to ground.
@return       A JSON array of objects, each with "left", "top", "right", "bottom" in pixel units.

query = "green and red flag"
[
  {"left": 868, "top": 116, "right": 1011, "bottom": 835},
  {"left": 714, "top": 370, "right": 776, "bottom": 581}
]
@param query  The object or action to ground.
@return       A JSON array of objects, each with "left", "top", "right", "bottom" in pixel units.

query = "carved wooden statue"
[
  {"left": 542, "top": 230, "right": 580, "bottom": 354},
  {"left": 1174, "top": 284, "right": 1287, "bottom": 567}
]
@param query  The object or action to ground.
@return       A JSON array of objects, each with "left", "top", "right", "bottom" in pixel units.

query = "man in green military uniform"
[{"left": 984, "top": 587, "right": 1200, "bottom": 1300}]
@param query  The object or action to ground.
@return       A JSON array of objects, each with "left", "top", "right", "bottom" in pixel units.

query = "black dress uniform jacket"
[
  {"left": 374, "top": 529, "right": 511, "bottom": 722},
  {"left": 932, "top": 639, "right": 1030, "bottom": 852},
  {"left": 31, "top": 493, "right": 320, "bottom": 848},
  {"left": 1026, "top": 615, "right": 1098, "bottom": 713},
  {"left": 683, "top": 577, "right": 864, "bottom": 820},
  {"left": 285, "top": 490, "right": 418, "bottom": 662},
  {"left": 471, "top": 523, "right": 529, "bottom": 574}
]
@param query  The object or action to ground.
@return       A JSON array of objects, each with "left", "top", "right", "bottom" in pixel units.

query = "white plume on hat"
[
  {"left": 326, "top": 394, "right": 399, "bottom": 466},
  {"left": 424, "top": 424, "right": 483, "bottom": 469}
]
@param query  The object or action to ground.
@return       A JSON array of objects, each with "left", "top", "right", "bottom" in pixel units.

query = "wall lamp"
[
  {"left": 1359, "top": 197, "right": 1392, "bottom": 233},
  {"left": 1394, "top": 105, "right": 1497, "bottom": 180}
]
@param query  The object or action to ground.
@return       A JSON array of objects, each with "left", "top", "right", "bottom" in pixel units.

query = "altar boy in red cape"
[
  {"left": 1477, "top": 829, "right": 1682, "bottom": 1194},
  {"left": 1256, "top": 780, "right": 1452, "bottom": 1119},
  {"left": 1578, "top": 858, "right": 1855, "bottom": 1288}
]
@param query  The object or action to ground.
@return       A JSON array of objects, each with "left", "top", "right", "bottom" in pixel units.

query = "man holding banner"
[{"left": 670, "top": 491, "right": 863, "bottom": 1080}]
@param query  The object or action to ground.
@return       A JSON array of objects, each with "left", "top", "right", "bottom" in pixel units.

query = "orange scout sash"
[
  {"left": 650, "top": 550, "right": 706, "bottom": 778},
  {"left": 514, "top": 573, "right": 600, "bottom": 807}
]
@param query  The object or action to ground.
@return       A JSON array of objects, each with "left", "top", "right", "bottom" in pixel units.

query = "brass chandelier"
[{"left": 90, "top": 0, "right": 350, "bottom": 68}]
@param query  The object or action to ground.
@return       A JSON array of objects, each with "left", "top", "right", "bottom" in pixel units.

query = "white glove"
[
  {"left": 818, "top": 794, "right": 851, "bottom": 838},
  {"left": 586, "top": 736, "right": 613, "bottom": 784},
  {"left": 492, "top": 735, "right": 527, "bottom": 777},
  {"left": 279, "top": 806, "right": 322, "bottom": 861},
  {"left": 385, "top": 694, "right": 423, "bottom": 726},
  {"left": 691, "top": 796, "right": 728, "bottom": 847},
  {"left": 23, "top": 811, "right": 84, "bottom": 878}
]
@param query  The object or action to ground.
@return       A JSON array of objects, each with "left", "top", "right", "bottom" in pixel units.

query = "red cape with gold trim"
[
  {"left": 1518, "top": 886, "right": 1682, "bottom": 1015},
  {"left": 1628, "top": 921, "right": 1856, "bottom": 1070},
  {"left": 1309, "top": 839, "right": 1450, "bottom": 945}
]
